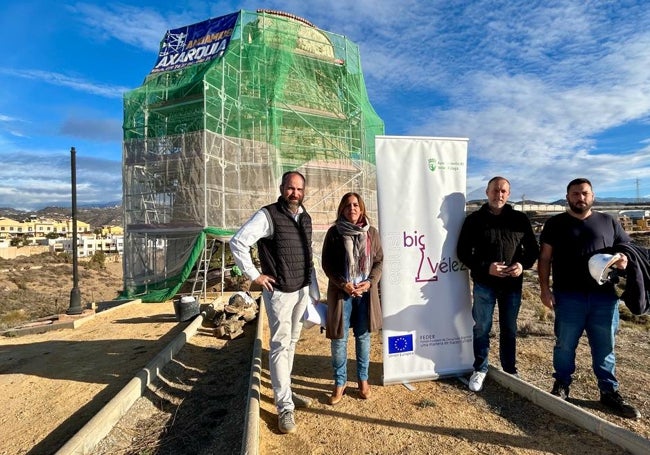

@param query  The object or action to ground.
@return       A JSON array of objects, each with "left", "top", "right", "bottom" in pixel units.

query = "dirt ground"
[
  {"left": 257, "top": 305, "right": 650, "bottom": 455},
  {"left": 2, "top": 259, "right": 650, "bottom": 454},
  {"left": 93, "top": 319, "right": 255, "bottom": 455},
  {"left": 0, "top": 298, "right": 187, "bottom": 455}
]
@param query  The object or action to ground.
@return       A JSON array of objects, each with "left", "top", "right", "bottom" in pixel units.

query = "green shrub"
[{"left": 85, "top": 251, "right": 106, "bottom": 270}]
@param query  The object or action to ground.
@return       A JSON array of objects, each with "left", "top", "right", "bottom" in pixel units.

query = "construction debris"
[{"left": 205, "top": 292, "right": 259, "bottom": 340}]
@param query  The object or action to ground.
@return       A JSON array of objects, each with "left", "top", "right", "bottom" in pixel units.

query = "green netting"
[
  {"left": 121, "top": 9, "right": 384, "bottom": 303},
  {"left": 118, "top": 227, "right": 236, "bottom": 302}
]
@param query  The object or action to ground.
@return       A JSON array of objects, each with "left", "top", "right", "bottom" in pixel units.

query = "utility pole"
[
  {"left": 521, "top": 194, "right": 525, "bottom": 212},
  {"left": 67, "top": 147, "right": 83, "bottom": 315},
  {"left": 636, "top": 178, "right": 641, "bottom": 203}
]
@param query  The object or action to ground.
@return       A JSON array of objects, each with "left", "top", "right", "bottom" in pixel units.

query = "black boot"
[
  {"left": 551, "top": 380, "right": 570, "bottom": 400},
  {"left": 600, "top": 390, "right": 641, "bottom": 419}
]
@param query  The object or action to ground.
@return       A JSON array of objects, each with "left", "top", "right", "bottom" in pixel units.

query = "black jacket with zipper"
[
  {"left": 457, "top": 203, "right": 539, "bottom": 290},
  {"left": 602, "top": 242, "right": 650, "bottom": 315}
]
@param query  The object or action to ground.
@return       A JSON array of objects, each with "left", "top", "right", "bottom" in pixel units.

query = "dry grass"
[{"left": 0, "top": 252, "right": 123, "bottom": 330}]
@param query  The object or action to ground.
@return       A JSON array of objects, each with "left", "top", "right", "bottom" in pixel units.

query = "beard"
[
  {"left": 284, "top": 196, "right": 302, "bottom": 211},
  {"left": 568, "top": 200, "right": 592, "bottom": 214}
]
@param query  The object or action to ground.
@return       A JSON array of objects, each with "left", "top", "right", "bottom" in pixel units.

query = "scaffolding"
[{"left": 121, "top": 9, "right": 384, "bottom": 302}]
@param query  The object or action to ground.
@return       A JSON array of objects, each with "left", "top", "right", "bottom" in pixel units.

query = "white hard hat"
[
  {"left": 303, "top": 300, "right": 327, "bottom": 329},
  {"left": 588, "top": 253, "right": 622, "bottom": 285}
]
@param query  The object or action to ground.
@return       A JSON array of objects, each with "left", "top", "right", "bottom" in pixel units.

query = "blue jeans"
[
  {"left": 552, "top": 290, "right": 619, "bottom": 392},
  {"left": 331, "top": 294, "right": 371, "bottom": 386},
  {"left": 472, "top": 281, "right": 521, "bottom": 374}
]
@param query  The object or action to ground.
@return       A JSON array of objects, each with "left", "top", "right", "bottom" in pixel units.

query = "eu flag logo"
[{"left": 388, "top": 334, "right": 414, "bottom": 354}]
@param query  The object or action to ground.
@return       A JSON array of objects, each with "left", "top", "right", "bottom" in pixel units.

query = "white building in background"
[
  {"left": 466, "top": 201, "right": 566, "bottom": 213},
  {"left": 619, "top": 209, "right": 650, "bottom": 220},
  {"left": 50, "top": 235, "right": 124, "bottom": 257}
]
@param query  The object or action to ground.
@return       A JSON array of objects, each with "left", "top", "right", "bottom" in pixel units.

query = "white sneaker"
[
  {"left": 469, "top": 371, "right": 486, "bottom": 392},
  {"left": 278, "top": 410, "right": 297, "bottom": 434}
]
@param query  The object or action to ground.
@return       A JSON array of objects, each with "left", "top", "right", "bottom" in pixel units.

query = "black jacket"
[
  {"left": 457, "top": 203, "right": 538, "bottom": 290},
  {"left": 602, "top": 243, "right": 650, "bottom": 315}
]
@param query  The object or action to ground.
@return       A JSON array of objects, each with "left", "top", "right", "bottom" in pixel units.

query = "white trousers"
[{"left": 262, "top": 285, "right": 310, "bottom": 413}]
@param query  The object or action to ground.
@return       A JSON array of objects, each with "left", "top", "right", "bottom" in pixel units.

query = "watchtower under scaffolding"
[{"left": 121, "top": 9, "right": 384, "bottom": 303}]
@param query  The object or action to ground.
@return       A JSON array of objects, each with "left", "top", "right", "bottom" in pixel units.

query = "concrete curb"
[
  {"left": 55, "top": 311, "right": 206, "bottom": 455},
  {"left": 1, "top": 299, "right": 141, "bottom": 337},
  {"left": 241, "top": 302, "right": 264, "bottom": 455},
  {"left": 488, "top": 367, "right": 650, "bottom": 455}
]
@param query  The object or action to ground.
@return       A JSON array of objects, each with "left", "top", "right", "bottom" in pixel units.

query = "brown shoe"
[
  {"left": 329, "top": 386, "right": 346, "bottom": 405},
  {"left": 358, "top": 380, "right": 371, "bottom": 399}
]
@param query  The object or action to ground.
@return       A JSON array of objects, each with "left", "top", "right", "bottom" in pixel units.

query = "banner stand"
[{"left": 375, "top": 136, "right": 473, "bottom": 385}]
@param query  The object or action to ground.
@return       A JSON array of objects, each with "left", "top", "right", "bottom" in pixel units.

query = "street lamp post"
[{"left": 67, "top": 147, "right": 83, "bottom": 315}]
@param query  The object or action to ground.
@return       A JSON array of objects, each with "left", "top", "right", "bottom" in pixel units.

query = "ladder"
[{"left": 191, "top": 237, "right": 220, "bottom": 300}]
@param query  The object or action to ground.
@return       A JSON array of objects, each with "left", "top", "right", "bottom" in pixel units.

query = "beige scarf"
[{"left": 336, "top": 216, "right": 371, "bottom": 283}]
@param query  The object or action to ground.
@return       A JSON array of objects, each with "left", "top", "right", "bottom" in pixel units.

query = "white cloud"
[
  {"left": 0, "top": 114, "right": 18, "bottom": 122},
  {"left": 0, "top": 69, "right": 130, "bottom": 99},
  {"left": 388, "top": 2, "right": 650, "bottom": 201},
  {"left": 0, "top": 114, "right": 28, "bottom": 138},
  {"left": 70, "top": 3, "right": 176, "bottom": 52},
  {"left": 6, "top": 0, "right": 649, "bottom": 206},
  {"left": 0, "top": 150, "right": 122, "bottom": 210}
]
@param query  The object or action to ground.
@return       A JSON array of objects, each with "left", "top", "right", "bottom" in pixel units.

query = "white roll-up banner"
[{"left": 375, "top": 136, "right": 473, "bottom": 385}]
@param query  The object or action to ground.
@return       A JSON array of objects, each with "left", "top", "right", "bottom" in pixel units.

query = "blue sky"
[{"left": 1, "top": 0, "right": 649, "bottom": 210}]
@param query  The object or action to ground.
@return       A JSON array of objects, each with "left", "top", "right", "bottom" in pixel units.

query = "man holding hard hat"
[{"left": 538, "top": 177, "right": 640, "bottom": 419}]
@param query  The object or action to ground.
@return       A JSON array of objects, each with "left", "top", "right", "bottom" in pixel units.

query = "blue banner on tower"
[{"left": 150, "top": 12, "right": 239, "bottom": 74}]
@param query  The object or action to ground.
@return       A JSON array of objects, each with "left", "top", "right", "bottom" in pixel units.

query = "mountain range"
[
  {"left": 2, "top": 197, "right": 649, "bottom": 229},
  {"left": 0, "top": 205, "right": 123, "bottom": 228}
]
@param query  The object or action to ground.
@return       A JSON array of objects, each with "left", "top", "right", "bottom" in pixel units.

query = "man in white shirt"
[{"left": 230, "top": 170, "right": 315, "bottom": 434}]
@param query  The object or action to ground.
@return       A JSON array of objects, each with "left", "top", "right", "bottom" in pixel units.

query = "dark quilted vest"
[{"left": 258, "top": 198, "right": 313, "bottom": 292}]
